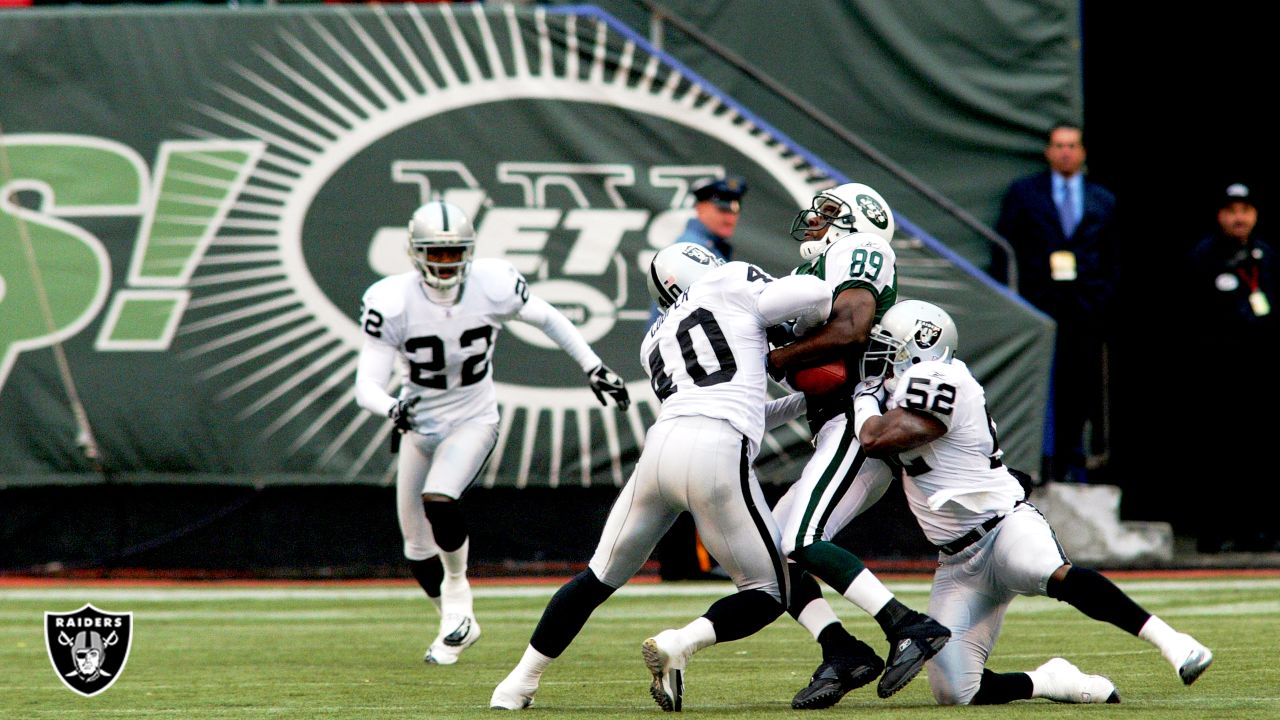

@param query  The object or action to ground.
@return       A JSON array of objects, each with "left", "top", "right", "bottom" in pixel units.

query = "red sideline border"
[{"left": 3, "top": 566, "right": 1279, "bottom": 587}]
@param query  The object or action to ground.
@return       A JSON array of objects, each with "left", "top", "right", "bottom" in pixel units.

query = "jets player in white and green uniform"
[
  {"left": 355, "top": 201, "right": 630, "bottom": 666},
  {"left": 852, "top": 300, "right": 1213, "bottom": 705},
  {"left": 765, "top": 183, "right": 950, "bottom": 708}
]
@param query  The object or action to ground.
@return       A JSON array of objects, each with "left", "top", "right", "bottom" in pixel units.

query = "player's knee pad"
[{"left": 423, "top": 499, "right": 467, "bottom": 552}]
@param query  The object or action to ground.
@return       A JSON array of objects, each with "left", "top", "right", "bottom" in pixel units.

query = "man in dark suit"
[{"left": 996, "top": 122, "right": 1118, "bottom": 484}]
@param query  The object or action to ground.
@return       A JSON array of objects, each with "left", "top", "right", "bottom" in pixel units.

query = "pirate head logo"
[
  {"left": 914, "top": 320, "right": 943, "bottom": 349},
  {"left": 856, "top": 194, "right": 890, "bottom": 229},
  {"left": 680, "top": 245, "right": 715, "bottom": 265},
  {"left": 45, "top": 604, "right": 132, "bottom": 697}
]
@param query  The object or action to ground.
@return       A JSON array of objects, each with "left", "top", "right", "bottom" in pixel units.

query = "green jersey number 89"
[{"left": 850, "top": 248, "right": 884, "bottom": 281}]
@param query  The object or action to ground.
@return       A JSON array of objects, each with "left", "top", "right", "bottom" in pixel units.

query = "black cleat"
[
  {"left": 792, "top": 650, "right": 885, "bottom": 710},
  {"left": 876, "top": 613, "right": 951, "bottom": 699}
]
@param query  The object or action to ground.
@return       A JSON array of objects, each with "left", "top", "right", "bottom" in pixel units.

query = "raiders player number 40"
[{"left": 491, "top": 243, "right": 832, "bottom": 712}]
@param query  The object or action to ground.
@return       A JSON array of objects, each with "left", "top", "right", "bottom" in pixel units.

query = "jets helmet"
[
  {"left": 791, "top": 182, "right": 894, "bottom": 260},
  {"left": 862, "top": 300, "right": 958, "bottom": 385},
  {"left": 647, "top": 243, "right": 723, "bottom": 309},
  {"left": 407, "top": 201, "right": 476, "bottom": 294}
]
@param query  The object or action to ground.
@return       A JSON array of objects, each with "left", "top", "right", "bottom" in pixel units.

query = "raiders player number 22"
[{"left": 354, "top": 201, "right": 629, "bottom": 666}]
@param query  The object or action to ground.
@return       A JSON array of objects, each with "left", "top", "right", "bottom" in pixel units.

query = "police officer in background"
[
  {"left": 1185, "top": 183, "right": 1278, "bottom": 552},
  {"left": 680, "top": 174, "right": 748, "bottom": 261},
  {"left": 647, "top": 176, "right": 748, "bottom": 329}
]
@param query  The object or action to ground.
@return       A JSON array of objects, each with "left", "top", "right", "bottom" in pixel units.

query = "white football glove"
[{"left": 853, "top": 376, "right": 886, "bottom": 406}]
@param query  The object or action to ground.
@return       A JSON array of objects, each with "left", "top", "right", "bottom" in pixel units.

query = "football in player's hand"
[{"left": 790, "top": 358, "right": 849, "bottom": 395}]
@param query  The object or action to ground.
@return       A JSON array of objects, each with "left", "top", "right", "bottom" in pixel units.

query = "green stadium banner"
[{"left": 0, "top": 5, "right": 1051, "bottom": 488}]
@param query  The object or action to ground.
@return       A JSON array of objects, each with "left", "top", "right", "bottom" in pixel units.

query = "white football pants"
[
  {"left": 396, "top": 421, "right": 499, "bottom": 561},
  {"left": 925, "top": 503, "right": 1068, "bottom": 705},
  {"left": 588, "top": 415, "right": 788, "bottom": 602},
  {"left": 773, "top": 412, "right": 894, "bottom": 556}
]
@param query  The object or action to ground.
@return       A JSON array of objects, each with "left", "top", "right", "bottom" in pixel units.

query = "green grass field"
[{"left": 3, "top": 575, "right": 1277, "bottom": 718}]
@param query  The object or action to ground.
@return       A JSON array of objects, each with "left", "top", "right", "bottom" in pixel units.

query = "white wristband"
[{"left": 852, "top": 394, "right": 883, "bottom": 438}]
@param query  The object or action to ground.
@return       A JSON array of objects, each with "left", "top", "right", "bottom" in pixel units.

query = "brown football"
[{"left": 791, "top": 358, "right": 848, "bottom": 395}]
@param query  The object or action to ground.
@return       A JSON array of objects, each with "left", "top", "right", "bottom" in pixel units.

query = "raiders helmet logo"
[
  {"left": 855, "top": 194, "right": 890, "bottom": 229},
  {"left": 914, "top": 321, "right": 942, "bottom": 349},
  {"left": 680, "top": 245, "right": 714, "bottom": 265},
  {"left": 45, "top": 604, "right": 133, "bottom": 697}
]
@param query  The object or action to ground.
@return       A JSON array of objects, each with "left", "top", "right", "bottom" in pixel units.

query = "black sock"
[
  {"left": 1046, "top": 566, "right": 1150, "bottom": 636},
  {"left": 873, "top": 597, "right": 912, "bottom": 637},
  {"left": 529, "top": 569, "right": 615, "bottom": 658},
  {"left": 703, "top": 588, "right": 784, "bottom": 643},
  {"left": 407, "top": 556, "right": 444, "bottom": 598},
  {"left": 423, "top": 499, "right": 467, "bottom": 552},
  {"left": 970, "top": 669, "right": 1033, "bottom": 705},
  {"left": 816, "top": 623, "right": 859, "bottom": 661},
  {"left": 786, "top": 564, "right": 823, "bottom": 620}
]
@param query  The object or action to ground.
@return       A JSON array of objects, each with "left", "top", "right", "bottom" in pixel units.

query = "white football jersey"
[
  {"left": 359, "top": 258, "right": 528, "bottom": 435},
  {"left": 793, "top": 231, "right": 898, "bottom": 331},
  {"left": 641, "top": 261, "right": 780, "bottom": 453},
  {"left": 890, "top": 358, "right": 1025, "bottom": 545}
]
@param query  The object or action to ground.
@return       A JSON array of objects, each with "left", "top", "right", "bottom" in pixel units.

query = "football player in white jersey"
[
  {"left": 851, "top": 300, "right": 1213, "bottom": 705},
  {"left": 491, "top": 243, "right": 828, "bottom": 712},
  {"left": 354, "top": 201, "right": 630, "bottom": 666},
  {"left": 765, "top": 183, "right": 951, "bottom": 707}
]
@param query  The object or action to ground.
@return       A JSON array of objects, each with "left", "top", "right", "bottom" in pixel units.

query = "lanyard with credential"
[
  {"left": 1236, "top": 264, "right": 1259, "bottom": 293},
  {"left": 1236, "top": 263, "right": 1271, "bottom": 316}
]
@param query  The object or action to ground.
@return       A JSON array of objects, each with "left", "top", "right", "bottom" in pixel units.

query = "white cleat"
[
  {"left": 642, "top": 629, "right": 688, "bottom": 712},
  {"left": 1174, "top": 635, "right": 1213, "bottom": 685},
  {"left": 1034, "top": 657, "right": 1120, "bottom": 704},
  {"left": 490, "top": 674, "right": 537, "bottom": 710},
  {"left": 424, "top": 614, "right": 481, "bottom": 666}
]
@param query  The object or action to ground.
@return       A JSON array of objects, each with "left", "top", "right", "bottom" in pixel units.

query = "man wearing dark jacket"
[
  {"left": 996, "top": 122, "right": 1118, "bottom": 484},
  {"left": 1185, "top": 183, "right": 1277, "bottom": 551}
]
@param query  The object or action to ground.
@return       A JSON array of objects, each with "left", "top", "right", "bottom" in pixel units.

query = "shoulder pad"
[
  {"left": 901, "top": 359, "right": 962, "bottom": 384},
  {"left": 361, "top": 272, "right": 414, "bottom": 318},
  {"left": 826, "top": 231, "right": 893, "bottom": 258},
  {"left": 472, "top": 258, "right": 530, "bottom": 306}
]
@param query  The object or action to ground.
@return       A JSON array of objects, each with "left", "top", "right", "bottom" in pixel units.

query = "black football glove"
[
  {"left": 587, "top": 364, "right": 630, "bottom": 411},
  {"left": 765, "top": 321, "right": 796, "bottom": 349},
  {"left": 388, "top": 397, "right": 419, "bottom": 434}
]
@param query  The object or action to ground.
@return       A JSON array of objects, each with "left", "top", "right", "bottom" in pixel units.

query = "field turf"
[{"left": 2, "top": 574, "right": 1277, "bottom": 718}]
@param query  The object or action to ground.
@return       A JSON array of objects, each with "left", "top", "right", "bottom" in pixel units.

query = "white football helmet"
[
  {"left": 862, "top": 300, "right": 958, "bottom": 386},
  {"left": 647, "top": 243, "right": 723, "bottom": 309},
  {"left": 791, "top": 182, "right": 894, "bottom": 260},
  {"left": 407, "top": 201, "right": 476, "bottom": 297}
]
